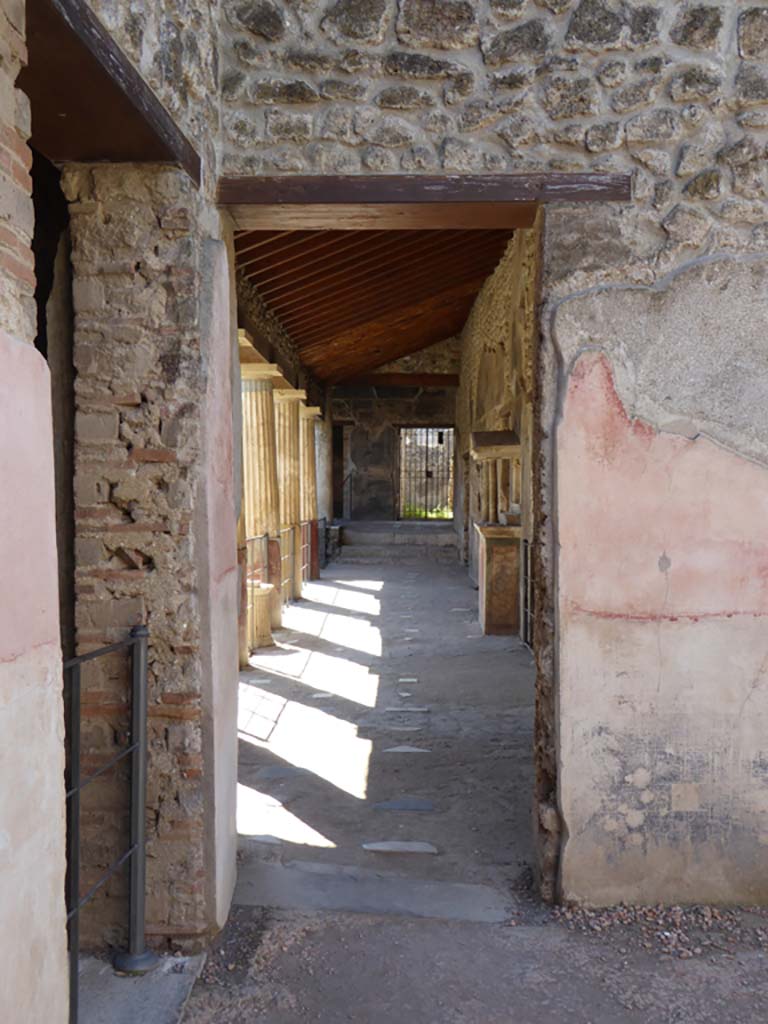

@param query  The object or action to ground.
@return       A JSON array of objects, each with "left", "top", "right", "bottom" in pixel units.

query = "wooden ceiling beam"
[
  {"left": 245, "top": 230, "right": 420, "bottom": 295},
  {"left": 238, "top": 230, "right": 377, "bottom": 277},
  {"left": 296, "top": 277, "right": 484, "bottom": 361},
  {"left": 274, "top": 232, "right": 506, "bottom": 327},
  {"left": 261, "top": 229, "right": 483, "bottom": 314},
  {"left": 323, "top": 321, "right": 471, "bottom": 382},
  {"left": 237, "top": 230, "right": 347, "bottom": 267},
  {"left": 286, "top": 248, "right": 506, "bottom": 341},
  {"left": 235, "top": 230, "right": 299, "bottom": 258},
  {"left": 301, "top": 290, "right": 475, "bottom": 357},
  {"left": 321, "top": 312, "right": 474, "bottom": 382}
]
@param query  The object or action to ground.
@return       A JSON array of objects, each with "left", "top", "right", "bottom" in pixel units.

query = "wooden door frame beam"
[
  {"left": 219, "top": 173, "right": 632, "bottom": 231},
  {"left": 21, "top": 0, "right": 201, "bottom": 183}
]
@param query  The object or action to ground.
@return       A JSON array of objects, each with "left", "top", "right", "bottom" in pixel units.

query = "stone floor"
[{"left": 182, "top": 559, "right": 768, "bottom": 1024}]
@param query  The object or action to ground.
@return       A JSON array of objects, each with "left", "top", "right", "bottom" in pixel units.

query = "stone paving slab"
[
  {"left": 234, "top": 859, "right": 509, "bottom": 923},
  {"left": 79, "top": 954, "right": 205, "bottom": 1024}
]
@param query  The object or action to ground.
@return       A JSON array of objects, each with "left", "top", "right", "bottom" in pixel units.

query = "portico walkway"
[{"left": 236, "top": 559, "right": 535, "bottom": 916}]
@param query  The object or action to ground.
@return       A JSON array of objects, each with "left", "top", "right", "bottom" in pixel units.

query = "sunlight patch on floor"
[
  {"left": 236, "top": 783, "right": 336, "bottom": 847},
  {"left": 328, "top": 578, "right": 385, "bottom": 594},
  {"left": 302, "top": 579, "right": 381, "bottom": 616},
  {"left": 239, "top": 683, "right": 372, "bottom": 799},
  {"left": 282, "top": 600, "right": 382, "bottom": 657},
  {"left": 249, "top": 646, "right": 380, "bottom": 707}
]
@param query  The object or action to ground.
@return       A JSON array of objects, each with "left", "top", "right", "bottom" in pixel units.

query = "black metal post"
[
  {"left": 67, "top": 664, "right": 81, "bottom": 1023},
  {"left": 113, "top": 625, "right": 159, "bottom": 975}
]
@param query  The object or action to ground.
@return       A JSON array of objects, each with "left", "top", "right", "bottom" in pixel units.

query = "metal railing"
[
  {"left": 245, "top": 533, "right": 270, "bottom": 651},
  {"left": 278, "top": 527, "right": 295, "bottom": 605},
  {"left": 341, "top": 470, "right": 354, "bottom": 520},
  {"left": 318, "top": 516, "right": 328, "bottom": 570},
  {"left": 521, "top": 539, "right": 534, "bottom": 648},
  {"left": 246, "top": 533, "right": 269, "bottom": 587},
  {"left": 300, "top": 521, "right": 311, "bottom": 585},
  {"left": 65, "top": 625, "right": 157, "bottom": 1023}
]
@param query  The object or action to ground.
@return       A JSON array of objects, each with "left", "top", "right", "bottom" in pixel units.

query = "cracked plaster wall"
[{"left": 545, "top": 248, "right": 768, "bottom": 904}]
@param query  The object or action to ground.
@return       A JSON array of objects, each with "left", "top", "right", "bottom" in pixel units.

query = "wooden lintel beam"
[
  {"left": 227, "top": 201, "right": 537, "bottom": 232},
  {"left": 220, "top": 173, "right": 632, "bottom": 230},
  {"left": 21, "top": 0, "right": 201, "bottom": 182}
]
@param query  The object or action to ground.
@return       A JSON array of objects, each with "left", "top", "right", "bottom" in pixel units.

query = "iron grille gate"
[
  {"left": 399, "top": 426, "right": 455, "bottom": 520},
  {"left": 64, "top": 625, "right": 157, "bottom": 1023}
]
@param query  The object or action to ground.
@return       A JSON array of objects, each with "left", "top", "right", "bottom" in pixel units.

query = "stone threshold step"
[{"left": 234, "top": 859, "right": 509, "bottom": 924}]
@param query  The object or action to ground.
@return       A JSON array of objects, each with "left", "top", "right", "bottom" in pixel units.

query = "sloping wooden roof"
[{"left": 234, "top": 228, "right": 514, "bottom": 383}]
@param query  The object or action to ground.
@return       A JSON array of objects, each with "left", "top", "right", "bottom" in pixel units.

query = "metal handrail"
[
  {"left": 318, "top": 516, "right": 328, "bottom": 569},
  {"left": 278, "top": 527, "right": 294, "bottom": 605},
  {"left": 65, "top": 625, "right": 158, "bottom": 1023},
  {"left": 245, "top": 533, "right": 269, "bottom": 585},
  {"left": 341, "top": 469, "right": 355, "bottom": 520},
  {"left": 300, "top": 520, "right": 311, "bottom": 585}
]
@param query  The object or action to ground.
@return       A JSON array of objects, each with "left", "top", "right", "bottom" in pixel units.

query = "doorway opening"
[
  {"left": 227, "top": 173, "right": 631, "bottom": 911},
  {"left": 398, "top": 426, "right": 455, "bottom": 520}
]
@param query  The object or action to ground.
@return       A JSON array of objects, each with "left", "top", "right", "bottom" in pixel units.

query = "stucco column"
[
  {"left": 275, "top": 389, "right": 305, "bottom": 599},
  {"left": 301, "top": 405, "right": 322, "bottom": 579},
  {"left": 241, "top": 365, "right": 282, "bottom": 629}
]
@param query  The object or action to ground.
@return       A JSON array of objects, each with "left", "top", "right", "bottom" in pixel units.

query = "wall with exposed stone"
[
  {"left": 0, "top": 1, "right": 69, "bottom": 1018},
  {"left": 332, "top": 384, "right": 456, "bottom": 520},
  {"left": 219, "top": 0, "right": 768, "bottom": 255},
  {"left": 376, "top": 335, "right": 462, "bottom": 374},
  {"left": 455, "top": 224, "right": 539, "bottom": 575},
  {"left": 63, "top": 164, "right": 239, "bottom": 947}
]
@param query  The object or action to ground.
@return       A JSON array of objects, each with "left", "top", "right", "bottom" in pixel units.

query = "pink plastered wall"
[
  {"left": 557, "top": 351, "right": 768, "bottom": 905},
  {"left": 0, "top": 328, "right": 68, "bottom": 1020}
]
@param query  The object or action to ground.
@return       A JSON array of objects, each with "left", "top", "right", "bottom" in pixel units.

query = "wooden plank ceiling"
[{"left": 234, "top": 228, "right": 515, "bottom": 383}]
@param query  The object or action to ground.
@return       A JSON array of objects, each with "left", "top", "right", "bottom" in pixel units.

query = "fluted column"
[
  {"left": 241, "top": 367, "right": 281, "bottom": 537},
  {"left": 300, "top": 406, "right": 321, "bottom": 522},
  {"left": 275, "top": 389, "right": 305, "bottom": 599},
  {"left": 301, "top": 405, "right": 322, "bottom": 579},
  {"left": 241, "top": 364, "right": 283, "bottom": 632}
]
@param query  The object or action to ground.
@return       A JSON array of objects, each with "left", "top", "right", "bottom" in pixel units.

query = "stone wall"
[
  {"left": 332, "top": 384, "right": 456, "bottom": 519},
  {"left": 219, "top": 0, "right": 768, "bottom": 257},
  {"left": 63, "top": 164, "right": 239, "bottom": 947},
  {"left": 0, "top": 1, "right": 69, "bottom": 1018},
  {"left": 377, "top": 335, "right": 462, "bottom": 374},
  {"left": 455, "top": 225, "right": 539, "bottom": 569}
]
